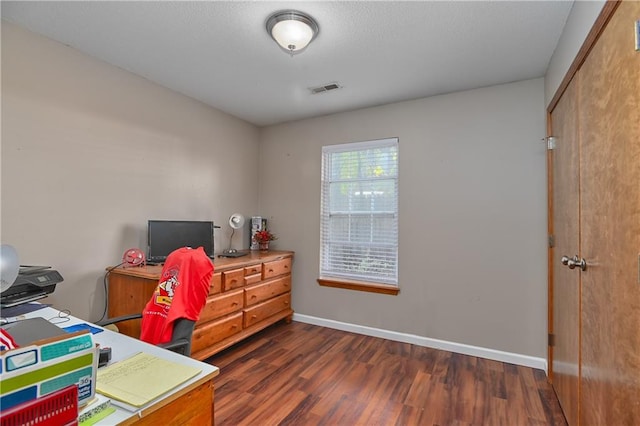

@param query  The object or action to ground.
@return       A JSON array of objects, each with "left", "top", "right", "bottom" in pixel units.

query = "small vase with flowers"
[{"left": 253, "top": 229, "right": 277, "bottom": 251}]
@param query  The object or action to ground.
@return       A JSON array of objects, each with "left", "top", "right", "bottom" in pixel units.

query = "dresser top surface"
[{"left": 109, "top": 250, "right": 294, "bottom": 279}]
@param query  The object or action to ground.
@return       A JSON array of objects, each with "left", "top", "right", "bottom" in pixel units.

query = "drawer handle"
[
  {"left": 284, "top": 301, "right": 289, "bottom": 305},
  {"left": 231, "top": 324, "right": 238, "bottom": 329},
  {"left": 250, "top": 295, "right": 257, "bottom": 299},
  {"left": 232, "top": 302, "right": 239, "bottom": 306},
  {"left": 268, "top": 269, "right": 274, "bottom": 273},
  {"left": 251, "top": 315, "right": 257, "bottom": 319}
]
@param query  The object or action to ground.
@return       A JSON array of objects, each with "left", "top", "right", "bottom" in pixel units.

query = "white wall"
[
  {"left": 1, "top": 23, "right": 259, "bottom": 321},
  {"left": 259, "top": 78, "right": 548, "bottom": 358},
  {"left": 545, "top": 0, "right": 605, "bottom": 107}
]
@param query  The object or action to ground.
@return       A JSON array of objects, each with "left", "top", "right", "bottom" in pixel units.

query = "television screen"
[{"left": 147, "top": 220, "right": 214, "bottom": 262}]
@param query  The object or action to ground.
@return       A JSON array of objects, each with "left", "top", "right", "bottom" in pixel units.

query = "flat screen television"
[{"left": 147, "top": 220, "right": 214, "bottom": 263}]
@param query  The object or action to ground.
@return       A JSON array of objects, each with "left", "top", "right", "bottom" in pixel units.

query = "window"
[{"left": 319, "top": 138, "right": 399, "bottom": 291}]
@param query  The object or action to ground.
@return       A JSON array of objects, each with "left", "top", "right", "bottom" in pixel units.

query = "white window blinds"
[{"left": 320, "top": 138, "right": 399, "bottom": 285}]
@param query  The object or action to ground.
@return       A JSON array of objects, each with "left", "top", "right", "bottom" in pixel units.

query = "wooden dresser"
[{"left": 106, "top": 250, "right": 294, "bottom": 361}]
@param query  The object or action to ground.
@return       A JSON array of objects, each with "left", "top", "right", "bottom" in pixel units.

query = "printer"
[{"left": 0, "top": 266, "right": 63, "bottom": 308}]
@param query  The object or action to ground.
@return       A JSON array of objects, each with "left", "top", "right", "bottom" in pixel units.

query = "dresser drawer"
[
  {"left": 209, "top": 272, "right": 222, "bottom": 295},
  {"left": 262, "top": 257, "right": 292, "bottom": 279},
  {"left": 244, "top": 273, "right": 262, "bottom": 286},
  {"left": 243, "top": 293, "right": 291, "bottom": 328},
  {"left": 198, "top": 289, "right": 243, "bottom": 323},
  {"left": 222, "top": 268, "right": 245, "bottom": 291},
  {"left": 244, "top": 275, "right": 291, "bottom": 307},
  {"left": 244, "top": 264, "right": 261, "bottom": 276},
  {"left": 192, "top": 312, "right": 242, "bottom": 354}
]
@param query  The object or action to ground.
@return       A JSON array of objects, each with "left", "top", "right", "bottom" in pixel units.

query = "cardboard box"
[{"left": 0, "top": 328, "right": 98, "bottom": 411}]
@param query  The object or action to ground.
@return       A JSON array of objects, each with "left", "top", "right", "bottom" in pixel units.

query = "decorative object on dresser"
[
  {"left": 249, "top": 216, "right": 267, "bottom": 250},
  {"left": 106, "top": 250, "right": 294, "bottom": 360},
  {"left": 252, "top": 229, "right": 277, "bottom": 251}
]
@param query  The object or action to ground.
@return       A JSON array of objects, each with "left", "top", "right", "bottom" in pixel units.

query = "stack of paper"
[{"left": 96, "top": 352, "right": 201, "bottom": 408}]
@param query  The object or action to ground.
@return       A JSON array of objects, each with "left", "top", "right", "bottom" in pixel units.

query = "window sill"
[{"left": 317, "top": 278, "right": 399, "bottom": 295}]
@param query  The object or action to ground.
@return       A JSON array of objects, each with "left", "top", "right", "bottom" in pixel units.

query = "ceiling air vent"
[{"left": 309, "top": 82, "right": 342, "bottom": 94}]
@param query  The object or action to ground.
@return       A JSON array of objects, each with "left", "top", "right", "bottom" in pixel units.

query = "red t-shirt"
[{"left": 140, "top": 246, "right": 213, "bottom": 345}]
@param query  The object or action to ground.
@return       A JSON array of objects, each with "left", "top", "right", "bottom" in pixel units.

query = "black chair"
[
  {"left": 97, "top": 314, "right": 196, "bottom": 356},
  {"left": 98, "top": 247, "right": 213, "bottom": 357}
]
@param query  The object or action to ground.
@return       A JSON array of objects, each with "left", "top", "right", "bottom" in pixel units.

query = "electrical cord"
[
  {"left": 98, "top": 262, "right": 125, "bottom": 323},
  {"left": 48, "top": 309, "right": 71, "bottom": 325}
]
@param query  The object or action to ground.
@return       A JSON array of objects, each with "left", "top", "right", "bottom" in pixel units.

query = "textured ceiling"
[{"left": 1, "top": 1, "right": 573, "bottom": 127}]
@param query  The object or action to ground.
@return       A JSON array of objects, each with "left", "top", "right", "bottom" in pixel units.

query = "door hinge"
[
  {"left": 548, "top": 234, "right": 555, "bottom": 248},
  {"left": 548, "top": 333, "right": 555, "bottom": 347},
  {"left": 546, "top": 136, "right": 556, "bottom": 150}
]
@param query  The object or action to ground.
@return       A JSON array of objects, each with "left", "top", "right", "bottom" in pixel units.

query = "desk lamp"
[{"left": 221, "top": 213, "right": 248, "bottom": 258}]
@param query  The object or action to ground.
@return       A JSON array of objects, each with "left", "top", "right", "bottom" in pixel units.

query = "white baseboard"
[{"left": 292, "top": 313, "right": 547, "bottom": 372}]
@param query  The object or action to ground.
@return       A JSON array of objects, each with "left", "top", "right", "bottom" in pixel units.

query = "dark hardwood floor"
[{"left": 207, "top": 321, "right": 567, "bottom": 426}]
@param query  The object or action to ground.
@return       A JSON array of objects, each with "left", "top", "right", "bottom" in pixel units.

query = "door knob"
[
  {"left": 571, "top": 256, "right": 587, "bottom": 271},
  {"left": 561, "top": 254, "right": 587, "bottom": 271}
]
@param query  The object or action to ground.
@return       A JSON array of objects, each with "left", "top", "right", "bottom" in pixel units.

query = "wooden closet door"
[
  {"left": 578, "top": 1, "right": 640, "bottom": 424},
  {"left": 550, "top": 77, "right": 581, "bottom": 426}
]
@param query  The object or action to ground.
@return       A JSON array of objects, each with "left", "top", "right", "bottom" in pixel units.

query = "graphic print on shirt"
[{"left": 153, "top": 266, "right": 180, "bottom": 312}]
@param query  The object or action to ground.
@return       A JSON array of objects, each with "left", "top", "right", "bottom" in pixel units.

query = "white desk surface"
[{"left": 19, "top": 305, "right": 220, "bottom": 425}]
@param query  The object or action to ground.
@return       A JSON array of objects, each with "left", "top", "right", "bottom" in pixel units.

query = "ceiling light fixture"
[{"left": 266, "top": 10, "right": 319, "bottom": 56}]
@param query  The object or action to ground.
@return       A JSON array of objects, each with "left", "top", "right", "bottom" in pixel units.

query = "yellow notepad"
[{"left": 96, "top": 352, "right": 201, "bottom": 407}]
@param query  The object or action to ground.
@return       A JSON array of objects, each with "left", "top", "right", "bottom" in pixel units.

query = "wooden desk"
[
  {"left": 107, "top": 250, "right": 294, "bottom": 361},
  {"left": 21, "top": 306, "right": 219, "bottom": 425}
]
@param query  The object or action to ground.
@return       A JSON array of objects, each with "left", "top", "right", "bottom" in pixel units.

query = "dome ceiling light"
[{"left": 266, "top": 10, "right": 319, "bottom": 56}]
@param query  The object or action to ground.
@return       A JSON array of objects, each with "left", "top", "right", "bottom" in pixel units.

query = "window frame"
[{"left": 318, "top": 137, "right": 399, "bottom": 295}]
